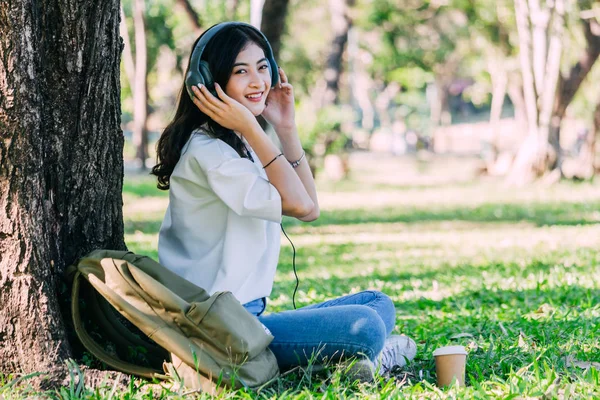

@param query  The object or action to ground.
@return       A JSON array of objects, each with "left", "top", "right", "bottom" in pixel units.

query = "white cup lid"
[{"left": 433, "top": 345, "right": 468, "bottom": 356}]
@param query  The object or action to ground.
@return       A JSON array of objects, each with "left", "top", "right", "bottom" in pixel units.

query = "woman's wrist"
[
  {"left": 272, "top": 122, "right": 297, "bottom": 137},
  {"left": 238, "top": 119, "right": 265, "bottom": 139}
]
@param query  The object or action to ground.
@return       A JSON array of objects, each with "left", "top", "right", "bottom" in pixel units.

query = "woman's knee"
[
  {"left": 346, "top": 306, "right": 387, "bottom": 359},
  {"left": 362, "top": 290, "right": 396, "bottom": 335}
]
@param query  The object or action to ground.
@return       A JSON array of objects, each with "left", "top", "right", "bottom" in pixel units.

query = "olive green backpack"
[{"left": 67, "top": 250, "right": 279, "bottom": 393}]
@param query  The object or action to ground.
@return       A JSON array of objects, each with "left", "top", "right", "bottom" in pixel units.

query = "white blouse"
[{"left": 158, "top": 130, "right": 282, "bottom": 304}]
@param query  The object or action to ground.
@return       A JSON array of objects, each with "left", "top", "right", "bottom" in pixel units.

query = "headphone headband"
[{"left": 185, "top": 22, "right": 279, "bottom": 100}]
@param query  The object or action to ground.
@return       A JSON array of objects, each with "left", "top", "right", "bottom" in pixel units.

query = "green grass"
[
  {"left": 6, "top": 156, "right": 599, "bottom": 398},
  {"left": 117, "top": 157, "right": 600, "bottom": 398}
]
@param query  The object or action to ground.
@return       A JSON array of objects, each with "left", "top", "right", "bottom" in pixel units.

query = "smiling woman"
[
  {"left": 226, "top": 46, "right": 271, "bottom": 114},
  {"left": 149, "top": 21, "right": 415, "bottom": 383}
]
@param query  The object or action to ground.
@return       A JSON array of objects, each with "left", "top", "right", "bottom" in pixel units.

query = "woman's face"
[{"left": 225, "top": 42, "right": 272, "bottom": 116}]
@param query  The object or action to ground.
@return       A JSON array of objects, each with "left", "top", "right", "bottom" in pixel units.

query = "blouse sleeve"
[{"left": 206, "top": 157, "right": 282, "bottom": 223}]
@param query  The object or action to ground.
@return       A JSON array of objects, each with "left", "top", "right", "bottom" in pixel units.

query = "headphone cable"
[{"left": 280, "top": 224, "right": 299, "bottom": 309}]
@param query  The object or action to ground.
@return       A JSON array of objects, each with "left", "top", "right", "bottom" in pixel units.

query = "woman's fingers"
[
  {"left": 278, "top": 67, "right": 288, "bottom": 84},
  {"left": 213, "top": 83, "right": 231, "bottom": 103},
  {"left": 198, "top": 84, "right": 227, "bottom": 110},
  {"left": 192, "top": 85, "right": 220, "bottom": 116},
  {"left": 279, "top": 82, "right": 293, "bottom": 95}
]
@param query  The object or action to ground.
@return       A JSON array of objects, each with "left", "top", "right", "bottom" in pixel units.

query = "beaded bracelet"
[
  {"left": 288, "top": 151, "right": 305, "bottom": 169},
  {"left": 263, "top": 153, "right": 284, "bottom": 169}
]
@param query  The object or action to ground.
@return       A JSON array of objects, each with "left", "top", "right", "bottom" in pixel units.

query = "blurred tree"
[
  {"left": 252, "top": 0, "right": 265, "bottom": 27},
  {"left": 261, "top": 0, "right": 290, "bottom": 60},
  {"left": 227, "top": 0, "right": 240, "bottom": 19},
  {"left": 362, "top": 0, "right": 471, "bottom": 138},
  {"left": 177, "top": 0, "right": 203, "bottom": 31},
  {"left": 308, "top": 0, "right": 356, "bottom": 177},
  {"left": 594, "top": 99, "right": 600, "bottom": 171},
  {"left": 317, "top": 0, "right": 356, "bottom": 109},
  {"left": 467, "top": 1, "right": 520, "bottom": 127},
  {"left": 508, "top": 0, "right": 600, "bottom": 184},
  {"left": 121, "top": 0, "right": 150, "bottom": 170},
  {"left": 0, "top": 0, "right": 125, "bottom": 377},
  {"left": 121, "top": 0, "right": 181, "bottom": 166},
  {"left": 133, "top": 0, "right": 149, "bottom": 170}
]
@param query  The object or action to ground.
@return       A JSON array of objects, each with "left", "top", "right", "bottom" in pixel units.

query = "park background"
[
  {"left": 2, "top": 0, "right": 600, "bottom": 398},
  {"left": 118, "top": 0, "right": 600, "bottom": 397}
]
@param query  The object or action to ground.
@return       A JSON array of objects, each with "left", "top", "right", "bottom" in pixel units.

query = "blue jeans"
[{"left": 243, "top": 291, "right": 396, "bottom": 370}]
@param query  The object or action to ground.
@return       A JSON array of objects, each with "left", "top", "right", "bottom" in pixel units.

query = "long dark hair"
[{"left": 151, "top": 24, "right": 271, "bottom": 190}]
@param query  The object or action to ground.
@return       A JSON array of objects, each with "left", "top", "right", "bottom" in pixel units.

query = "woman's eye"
[
  {"left": 259, "top": 64, "right": 269, "bottom": 70},
  {"left": 235, "top": 69, "right": 247, "bottom": 74}
]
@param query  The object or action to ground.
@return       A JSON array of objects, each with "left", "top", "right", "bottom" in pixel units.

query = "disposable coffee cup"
[{"left": 433, "top": 345, "right": 467, "bottom": 387}]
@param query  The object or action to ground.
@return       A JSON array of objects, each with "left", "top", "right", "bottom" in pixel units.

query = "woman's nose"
[{"left": 248, "top": 69, "right": 266, "bottom": 88}]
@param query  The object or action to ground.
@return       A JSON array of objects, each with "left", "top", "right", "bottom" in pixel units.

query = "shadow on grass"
[
  {"left": 284, "top": 201, "right": 600, "bottom": 228},
  {"left": 274, "top": 248, "right": 598, "bottom": 304},
  {"left": 125, "top": 200, "right": 600, "bottom": 235}
]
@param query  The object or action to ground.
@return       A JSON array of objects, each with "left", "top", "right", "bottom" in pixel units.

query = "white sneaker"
[
  {"left": 377, "top": 335, "right": 417, "bottom": 375},
  {"left": 344, "top": 358, "right": 376, "bottom": 383}
]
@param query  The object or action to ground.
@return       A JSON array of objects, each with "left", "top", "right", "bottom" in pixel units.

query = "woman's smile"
[
  {"left": 245, "top": 91, "right": 264, "bottom": 102},
  {"left": 225, "top": 43, "right": 271, "bottom": 115}
]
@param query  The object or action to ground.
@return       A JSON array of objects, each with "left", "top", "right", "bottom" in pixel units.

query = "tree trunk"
[
  {"left": 431, "top": 76, "right": 452, "bottom": 127},
  {"left": 251, "top": 0, "right": 266, "bottom": 28},
  {"left": 177, "top": 0, "right": 202, "bottom": 32},
  {"left": 593, "top": 100, "right": 600, "bottom": 172},
  {"left": 260, "top": 0, "right": 290, "bottom": 61},
  {"left": 315, "top": 0, "right": 355, "bottom": 109},
  {"left": 348, "top": 27, "right": 375, "bottom": 132},
  {"left": 132, "top": 0, "right": 149, "bottom": 170},
  {"left": 507, "top": 79, "right": 527, "bottom": 128},
  {"left": 306, "top": 0, "right": 355, "bottom": 177},
  {"left": 120, "top": 5, "right": 135, "bottom": 92},
  {"left": 375, "top": 82, "right": 400, "bottom": 131},
  {"left": 509, "top": 0, "right": 600, "bottom": 183},
  {"left": 508, "top": 0, "right": 565, "bottom": 184},
  {"left": 226, "top": 0, "right": 240, "bottom": 20},
  {"left": 548, "top": 14, "right": 600, "bottom": 170},
  {"left": 0, "top": 0, "right": 125, "bottom": 375}
]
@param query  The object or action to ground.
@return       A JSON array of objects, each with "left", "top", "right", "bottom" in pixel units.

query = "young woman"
[{"left": 152, "top": 22, "right": 416, "bottom": 381}]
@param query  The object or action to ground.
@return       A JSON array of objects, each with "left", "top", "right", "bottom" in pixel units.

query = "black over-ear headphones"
[{"left": 185, "top": 22, "right": 280, "bottom": 100}]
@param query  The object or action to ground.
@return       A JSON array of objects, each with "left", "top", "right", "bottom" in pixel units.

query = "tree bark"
[
  {"left": 0, "top": 0, "right": 125, "bottom": 375},
  {"left": 260, "top": 0, "right": 290, "bottom": 61}
]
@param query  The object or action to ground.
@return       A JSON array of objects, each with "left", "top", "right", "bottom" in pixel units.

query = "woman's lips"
[{"left": 245, "top": 92, "right": 263, "bottom": 102}]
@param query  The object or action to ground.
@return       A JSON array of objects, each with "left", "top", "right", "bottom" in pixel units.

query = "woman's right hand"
[{"left": 191, "top": 83, "right": 259, "bottom": 134}]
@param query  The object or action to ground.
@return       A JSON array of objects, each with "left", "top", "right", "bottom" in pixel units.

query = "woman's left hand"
[{"left": 262, "top": 67, "right": 296, "bottom": 132}]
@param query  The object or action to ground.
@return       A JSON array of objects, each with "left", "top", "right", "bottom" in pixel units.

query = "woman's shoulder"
[{"left": 184, "top": 128, "right": 241, "bottom": 169}]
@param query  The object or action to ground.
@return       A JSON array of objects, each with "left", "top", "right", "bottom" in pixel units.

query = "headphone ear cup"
[
  {"left": 268, "top": 57, "right": 279, "bottom": 86},
  {"left": 185, "top": 68, "right": 205, "bottom": 101},
  {"left": 199, "top": 61, "right": 218, "bottom": 97}
]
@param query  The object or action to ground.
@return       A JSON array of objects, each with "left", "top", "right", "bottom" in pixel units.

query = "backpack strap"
[{"left": 71, "top": 271, "right": 168, "bottom": 380}]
